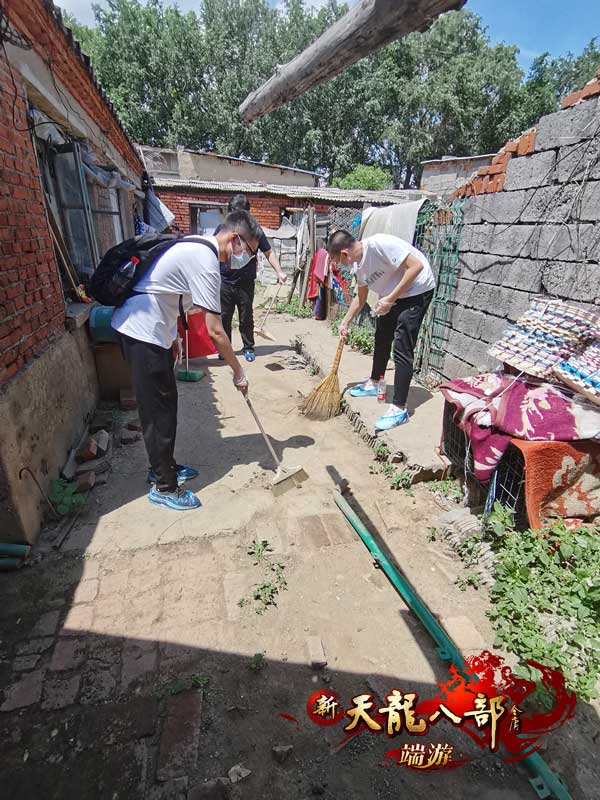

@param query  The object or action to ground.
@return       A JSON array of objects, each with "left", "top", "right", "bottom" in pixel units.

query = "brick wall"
[
  {"left": 0, "top": 57, "right": 64, "bottom": 383},
  {"left": 442, "top": 78, "right": 600, "bottom": 380},
  {"left": 156, "top": 187, "right": 330, "bottom": 232}
]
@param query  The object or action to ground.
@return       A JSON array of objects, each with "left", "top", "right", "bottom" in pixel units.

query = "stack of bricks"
[
  {"left": 0, "top": 59, "right": 64, "bottom": 383},
  {"left": 451, "top": 129, "right": 537, "bottom": 199},
  {"left": 560, "top": 68, "right": 600, "bottom": 109}
]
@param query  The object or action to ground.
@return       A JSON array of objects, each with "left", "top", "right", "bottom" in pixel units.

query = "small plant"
[
  {"left": 456, "top": 572, "right": 481, "bottom": 591},
  {"left": 248, "top": 652, "right": 267, "bottom": 672},
  {"left": 270, "top": 561, "right": 287, "bottom": 589},
  {"left": 374, "top": 441, "right": 390, "bottom": 462},
  {"left": 275, "top": 297, "right": 312, "bottom": 319},
  {"left": 290, "top": 335, "right": 303, "bottom": 353},
  {"left": 50, "top": 479, "right": 86, "bottom": 516},
  {"left": 237, "top": 597, "right": 249, "bottom": 608},
  {"left": 308, "top": 362, "right": 320, "bottom": 376},
  {"left": 485, "top": 501, "right": 515, "bottom": 538},
  {"left": 191, "top": 674, "right": 209, "bottom": 690},
  {"left": 390, "top": 469, "right": 413, "bottom": 492},
  {"left": 252, "top": 581, "right": 279, "bottom": 614},
  {"left": 427, "top": 527, "right": 437, "bottom": 542},
  {"left": 429, "top": 478, "right": 462, "bottom": 503},
  {"left": 247, "top": 539, "right": 272, "bottom": 564}
]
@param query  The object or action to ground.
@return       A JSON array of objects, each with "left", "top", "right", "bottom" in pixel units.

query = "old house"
[{"left": 0, "top": 0, "right": 144, "bottom": 542}]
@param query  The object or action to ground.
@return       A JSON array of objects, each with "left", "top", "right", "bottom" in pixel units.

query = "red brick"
[
  {"left": 477, "top": 166, "right": 490, "bottom": 176},
  {"left": 504, "top": 140, "right": 519, "bottom": 154},
  {"left": 561, "top": 89, "right": 584, "bottom": 109},
  {"left": 581, "top": 80, "right": 600, "bottom": 100},
  {"left": 496, "top": 174, "right": 506, "bottom": 192}
]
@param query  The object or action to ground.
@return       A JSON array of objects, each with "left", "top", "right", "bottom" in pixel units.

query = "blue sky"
[{"left": 58, "top": 0, "right": 599, "bottom": 72}]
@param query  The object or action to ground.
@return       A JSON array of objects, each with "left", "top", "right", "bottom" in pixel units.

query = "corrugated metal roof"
[{"left": 152, "top": 177, "right": 431, "bottom": 205}]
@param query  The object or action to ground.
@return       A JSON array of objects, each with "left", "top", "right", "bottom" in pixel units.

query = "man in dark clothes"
[{"left": 218, "top": 194, "right": 287, "bottom": 362}]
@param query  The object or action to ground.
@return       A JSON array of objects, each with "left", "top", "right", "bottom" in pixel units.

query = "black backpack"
[{"left": 89, "top": 233, "right": 218, "bottom": 308}]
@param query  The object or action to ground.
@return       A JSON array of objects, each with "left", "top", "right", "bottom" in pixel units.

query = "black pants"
[
  {"left": 370, "top": 290, "right": 434, "bottom": 408},
  {"left": 220, "top": 280, "right": 255, "bottom": 352},
  {"left": 120, "top": 334, "right": 179, "bottom": 493}
]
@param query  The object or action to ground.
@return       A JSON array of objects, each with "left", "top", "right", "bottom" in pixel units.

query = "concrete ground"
[{"left": 0, "top": 313, "right": 596, "bottom": 799}]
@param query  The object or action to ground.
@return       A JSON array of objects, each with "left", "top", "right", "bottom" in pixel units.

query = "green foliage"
[
  {"left": 346, "top": 326, "right": 375, "bottom": 354},
  {"left": 67, "top": 4, "right": 599, "bottom": 184},
  {"left": 248, "top": 652, "right": 267, "bottom": 672},
  {"left": 333, "top": 164, "right": 393, "bottom": 190},
  {"left": 275, "top": 297, "right": 313, "bottom": 319},
  {"left": 240, "top": 535, "right": 288, "bottom": 614},
  {"left": 374, "top": 441, "right": 390, "bottom": 462},
  {"left": 429, "top": 478, "right": 462, "bottom": 503},
  {"left": 485, "top": 501, "right": 516, "bottom": 538},
  {"left": 247, "top": 538, "right": 272, "bottom": 564},
  {"left": 50, "top": 479, "right": 86, "bottom": 516},
  {"left": 486, "top": 515, "right": 600, "bottom": 701}
]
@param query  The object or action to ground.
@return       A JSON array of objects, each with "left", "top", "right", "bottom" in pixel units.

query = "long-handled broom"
[
  {"left": 254, "top": 283, "right": 282, "bottom": 342},
  {"left": 245, "top": 396, "right": 308, "bottom": 495},
  {"left": 302, "top": 335, "right": 346, "bottom": 420}
]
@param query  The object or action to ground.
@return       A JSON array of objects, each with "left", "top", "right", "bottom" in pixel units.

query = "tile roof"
[{"left": 152, "top": 177, "right": 431, "bottom": 205}]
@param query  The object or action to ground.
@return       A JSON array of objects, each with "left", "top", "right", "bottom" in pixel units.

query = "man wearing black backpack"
[{"left": 111, "top": 211, "right": 261, "bottom": 511}]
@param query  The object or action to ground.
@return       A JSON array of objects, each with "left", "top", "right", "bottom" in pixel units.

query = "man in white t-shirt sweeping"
[
  {"left": 327, "top": 230, "right": 435, "bottom": 432},
  {"left": 112, "top": 211, "right": 260, "bottom": 511}
]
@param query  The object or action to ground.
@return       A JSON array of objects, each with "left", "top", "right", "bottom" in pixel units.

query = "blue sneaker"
[
  {"left": 148, "top": 486, "right": 201, "bottom": 510},
  {"left": 148, "top": 465, "right": 199, "bottom": 485},
  {"left": 244, "top": 350, "right": 256, "bottom": 363},
  {"left": 349, "top": 381, "right": 378, "bottom": 398},
  {"left": 375, "top": 406, "right": 410, "bottom": 432}
]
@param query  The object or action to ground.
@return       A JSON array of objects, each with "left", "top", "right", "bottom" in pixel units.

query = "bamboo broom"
[{"left": 302, "top": 335, "right": 346, "bottom": 420}]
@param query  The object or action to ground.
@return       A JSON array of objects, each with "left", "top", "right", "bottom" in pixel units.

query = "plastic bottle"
[
  {"left": 110, "top": 256, "right": 139, "bottom": 295},
  {"left": 377, "top": 375, "right": 386, "bottom": 402}
]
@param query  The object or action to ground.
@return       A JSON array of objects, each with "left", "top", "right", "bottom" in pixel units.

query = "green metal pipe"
[
  {"left": 0, "top": 558, "right": 24, "bottom": 571},
  {"left": 0, "top": 543, "right": 31, "bottom": 557},
  {"left": 333, "top": 490, "right": 467, "bottom": 670},
  {"left": 333, "top": 489, "right": 571, "bottom": 800}
]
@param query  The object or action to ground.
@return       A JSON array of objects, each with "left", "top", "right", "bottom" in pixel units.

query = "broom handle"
[
  {"left": 331, "top": 336, "right": 346, "bottom": 375},
  {"left": 245, "top": 396, "right": 281, "bottom": 468},
  {"left": 257, "top": 282, "right": 282, "bottom": 328}
]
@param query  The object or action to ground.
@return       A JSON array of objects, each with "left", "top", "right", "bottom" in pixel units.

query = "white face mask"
[{"left": 230, "top": 249, "right": 252, "bottom": 270}]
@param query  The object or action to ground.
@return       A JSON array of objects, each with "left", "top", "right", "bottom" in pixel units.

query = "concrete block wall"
[{"left": 442, "top": 90, "right": 600, "bottom": 379}]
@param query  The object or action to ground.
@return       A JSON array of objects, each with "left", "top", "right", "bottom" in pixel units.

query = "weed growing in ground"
[
  {"left": 370, "top": 461, "right": 414, "bottom": 494},
  {"left": 239, "top": 540, "right": 289, "bottom": 614},
  {"left": 456, "top": 572, "right": 481, "bottom": 591},
  {"left": 428, "top": 478, "right": 462, "bottom": 503},
  {"left": 275, "top": 297, "right": 312, "bottom": 318},
  {"left": 247, "top": 539, "right": 272, "bottom": 564},
  {"left": 191, "top": 674, "right": 209, "bottom": 690},
  {"left": 50, "top": 479, "right": 86, "bottom": 516},
  {"left": 374, "top": 441, "right": 390, "bottom": 462},
  {"left": 481, "top": 504, "right": 600, "bottom": 701},
  {"left": 248, "top": 652, "right": 267, "bottom": 672}
]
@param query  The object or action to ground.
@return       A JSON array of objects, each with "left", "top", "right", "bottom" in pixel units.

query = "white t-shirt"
[
  {"left": 111, "top": 237, "right": 221, "bottom": 349},
  {"left": 355, "top": 234, "right": 435, "bottom": 299}
]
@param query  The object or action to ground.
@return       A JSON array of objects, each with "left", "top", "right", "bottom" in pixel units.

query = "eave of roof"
[
  {"left": 45, "top": 0, "right": 143, "bottom": 169},
  {"left": 152, "top": 177, "right": 432, "bottom": 204}
]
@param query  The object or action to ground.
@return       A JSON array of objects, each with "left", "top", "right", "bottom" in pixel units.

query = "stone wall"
[{"left": 442, "top": 90, "right": 600, "bottom": 380}]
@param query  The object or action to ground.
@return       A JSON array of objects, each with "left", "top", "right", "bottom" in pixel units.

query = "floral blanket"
[{"left": 441, "top": 372, "right": 600, "bottom": 482}]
